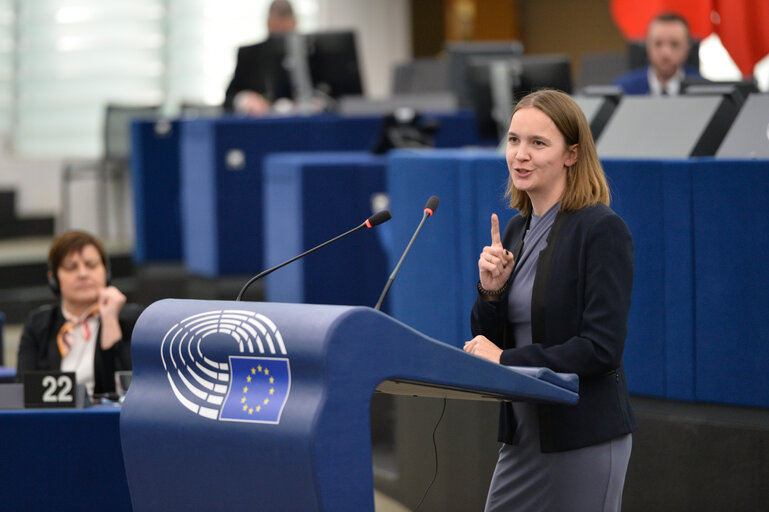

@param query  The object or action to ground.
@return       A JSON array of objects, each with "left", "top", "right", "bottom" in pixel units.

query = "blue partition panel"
[
  {"left": 178, "top": 112, "right": 484, "bottom": 276},
  {"left": 132, "top": 120, "right": 182, "bottom": 262},
  {"left": 0, "top": 407, "right": 131, "bottom": 512},
  {"left": 181, "top": 120, "right": 220, "bottom": 274},
  {"left": 660, "top": 161, "right": 696, "bottom": 401},
  {"left": 263, "top": 152, "right": 389, "bottom": 308},
  {"left": 386, "top": 149, "right": 511, "bottom": 348},
  {"left": 602, "top": 159, "right": 694, "bottom": 399},
  {"left": 691, "top": 159, "right": 769, "bottom": 407},
  {"left": 120, "top": 300, "right": 577, "bottom": 511}
]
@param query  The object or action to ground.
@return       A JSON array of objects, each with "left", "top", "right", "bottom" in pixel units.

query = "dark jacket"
[
  {"left": 16, "top": 303, "right": 142, "bottom": 395},
  {"left": 223, "top": 36, "right": 292, "bottom": 111},
  {"left": 471, "top": 204, "right": 637, "bottom": 452},
  {"left": 612, "top": 65, "right": 703, "bottom": 95}
]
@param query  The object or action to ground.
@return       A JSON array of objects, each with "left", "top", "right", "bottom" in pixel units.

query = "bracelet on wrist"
[{"left": 477, "top": 280, "right": 508, "bottom": 298}]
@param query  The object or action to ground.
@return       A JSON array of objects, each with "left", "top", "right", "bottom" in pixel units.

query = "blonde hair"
[{"left": 505, "top": 89, "right": 609, "bottom": 216}]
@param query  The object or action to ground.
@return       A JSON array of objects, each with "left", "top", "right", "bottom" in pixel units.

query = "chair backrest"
[
  {"left": 578, "top": 52, "right": 628, "bottom": 89},
  {"left": 445, "top": 40, "right": 524, "bottom": 107},
  {"left": 103, "top": 104, "right": 161, "bottom": 163}
]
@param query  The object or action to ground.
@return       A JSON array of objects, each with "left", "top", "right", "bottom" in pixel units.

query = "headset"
[{"left": 47, "top": 258, "right": 112, "bottom": 296}]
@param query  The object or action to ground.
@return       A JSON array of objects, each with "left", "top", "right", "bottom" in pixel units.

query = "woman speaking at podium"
[{"left": 464, "top": 90, "right": 636, "bottom": 512}]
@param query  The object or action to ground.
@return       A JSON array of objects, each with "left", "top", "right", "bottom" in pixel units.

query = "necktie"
[{"left": 57, "top": 306, "right": 100, "bottom": 357}]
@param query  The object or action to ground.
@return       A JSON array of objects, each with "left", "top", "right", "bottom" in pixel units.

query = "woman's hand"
[
  {"left": 98, "top": 286, "right": 126, "bottom": 350},
  {"left": 98, "top": 286, "right": 126, "bottom": 320},
  {"left": 464, "top": 335, "right": 503, "bottom": 363},
  {"left": 478, "top": 214, "right": 515, "bottom": 296}
]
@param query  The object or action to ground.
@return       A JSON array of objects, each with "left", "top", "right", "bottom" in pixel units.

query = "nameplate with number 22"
[{"left": 23, "top": 371, "right": 77, "bottom": 409}]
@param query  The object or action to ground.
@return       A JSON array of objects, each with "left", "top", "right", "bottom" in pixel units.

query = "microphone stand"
[
  {"left": 236, "top": 210, "right": 391, "bottom": 301},
  {"left": 374, "top": 201, "right": 437, "bottom": 311}
]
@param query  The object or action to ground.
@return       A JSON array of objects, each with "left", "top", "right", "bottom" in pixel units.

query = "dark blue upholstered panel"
[
  {"left": 132, "top": 120, "right": 182, "bottom": 262},
  {"left": 263, "top": 152, "right": 389, "bottom": 309},
  {"left": 0, "top": 407, "right": 130, "bottom": 512},
  {"left": 604, "top": 160, "right": 671, "bottom": 398},
  {"left": 386, "top": 149, "right": 512, "bottom": 348},
  {"left": 692, "top": 158, "right": 769, "bottom": 407}
]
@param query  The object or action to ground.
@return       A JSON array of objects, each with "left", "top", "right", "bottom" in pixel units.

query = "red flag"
[
  {"left": 611, "top": 0, "right": 769, "bottom": 75},
  {"left": 610, "top": 0, "right": 714, "bottom": 40},
  {"left": 713, "top": 0, "right": 769, "bottom": 76}
]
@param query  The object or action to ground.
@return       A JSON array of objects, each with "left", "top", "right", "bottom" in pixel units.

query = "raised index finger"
[{"left": 490, "top": 213, "right": 502, "bottom": 246}]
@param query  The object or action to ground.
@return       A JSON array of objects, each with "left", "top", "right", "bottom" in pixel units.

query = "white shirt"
[
  {"left": 60, "top": 307, "right": 100, "bottom": 397},
  {"left": 648, "top": 66, "right": 685, "bottom": 96}
]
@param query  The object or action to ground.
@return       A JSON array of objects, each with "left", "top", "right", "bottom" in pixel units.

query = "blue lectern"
[{"left": 120, "top": 300, "right": 578, "bottom": 511}]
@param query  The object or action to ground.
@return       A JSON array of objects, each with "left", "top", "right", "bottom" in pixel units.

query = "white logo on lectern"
[{"left": 160, "top": 310, "right": 290, "bottom": 423}]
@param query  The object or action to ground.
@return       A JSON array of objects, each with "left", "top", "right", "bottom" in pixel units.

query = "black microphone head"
[
  {"left": 424, "top": 195, "right": 439, "bottom": 216},
  {"left": 366, "top": 209, "right": 392, "bottom": 228}
]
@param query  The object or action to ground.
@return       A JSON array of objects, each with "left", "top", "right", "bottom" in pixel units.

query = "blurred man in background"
[
  {"left": 223, "top": 0, "right": 297, "bottom": 115},
  {"left": 613, "top": 12, "right": 703, "bottom": 95}
]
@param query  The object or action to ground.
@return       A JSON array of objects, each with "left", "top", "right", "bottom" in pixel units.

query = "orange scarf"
[{"left": 57, "top": 306, "right": 100, "bottom": 357}]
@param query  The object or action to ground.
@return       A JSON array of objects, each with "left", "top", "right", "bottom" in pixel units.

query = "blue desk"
[
  {"left": 180, "top": 112, "right": 484, "bottom": 276},
  {"left": 131, "top": 111, "right": 486, "bottom": 271},
  {"left": 263, "top": 151, "right": 390, "bottom": 309},
  {"left": 0, "top": 405, "right": 131, "bottom": 512},
  {"left": 384, "top": 151, "right": 769, "bottom": 408}
]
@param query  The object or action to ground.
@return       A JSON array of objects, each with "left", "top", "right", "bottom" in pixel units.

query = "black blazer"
[
  {"left": 471, "top": 203, "right": 637, "bottom": 452},
  {"left": 16, "top": 303, "right": 142, "bottom": 395},
  {"left": 223, "top": 36, "right": 292, "bottom": 111}
]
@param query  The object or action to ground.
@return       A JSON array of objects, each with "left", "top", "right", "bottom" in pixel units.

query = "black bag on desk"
[{"left": 371, "top": 109, "right": 440, "bottom": 154}]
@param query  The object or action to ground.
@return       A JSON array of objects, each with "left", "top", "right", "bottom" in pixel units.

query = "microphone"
[
  {"left": 374, "top": 196, "right": 439, "bottom": 311},
  {"left": 235, "top": 209, "right": 392, "bottom": 301}
]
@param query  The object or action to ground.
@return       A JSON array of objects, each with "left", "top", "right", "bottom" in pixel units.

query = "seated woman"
[{"left": 16, "top": 231, "right": 142, "bottom": 397}]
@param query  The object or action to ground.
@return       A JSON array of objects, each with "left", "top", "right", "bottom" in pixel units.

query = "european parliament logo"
[{"left": 160, "top": 309, "right": 291, "bottom": 424}]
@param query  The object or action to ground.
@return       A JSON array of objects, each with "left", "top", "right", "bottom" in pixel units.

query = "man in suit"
[
  {"left": 223, "top": 0, "right": 297, "bottom": 114},
  {"left": 613, "top": 12, "right": 702, "bottom": 95}
]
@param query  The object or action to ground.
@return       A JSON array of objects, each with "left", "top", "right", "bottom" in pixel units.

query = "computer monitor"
[
  {"left": 306, "top": 31, "right": 364, "bottom": 99},
  {"left": 260, "top": 31, "right": 363, "bottom": 104},
  {"left": 445, "top": 40, "right": 524, "bottom": 108},
  {"left": 515, "top": 54, "right": 572, "bottom": 101},
  {"left": 467, "top": 54, "right": 573, "bottom": 139},
  {"left": 682, "top": 78, "right": 759, "bottom": 102}
]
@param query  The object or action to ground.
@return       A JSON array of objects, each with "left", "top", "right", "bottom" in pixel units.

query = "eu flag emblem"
[{"left": 219, "top": 356, "right": 291, "bottom": 424}]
